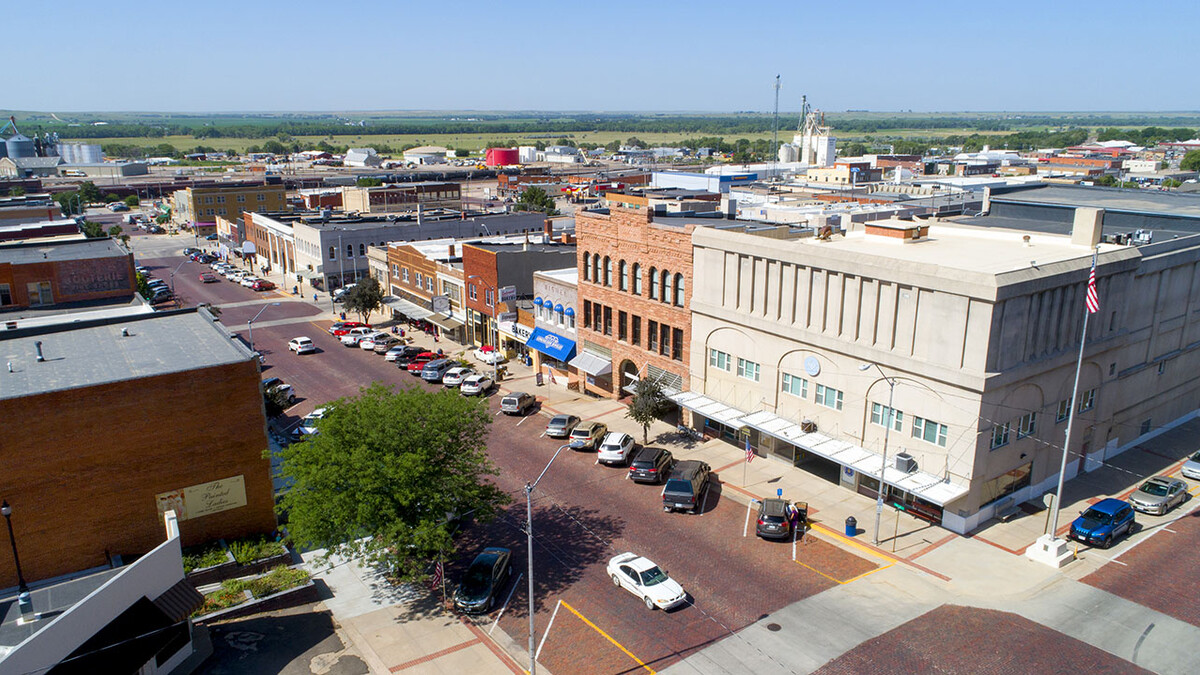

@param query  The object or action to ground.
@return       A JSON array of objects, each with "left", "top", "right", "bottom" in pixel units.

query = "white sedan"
[
  {"left": 460, "top": 374, "right": 493, "bottom": 396},
  {"left": 358, "top": 332, "right": 391, "bottom": 350},
  {"left": 240, "top": 276, "right": 261, "bottom": 288},
  {"left": 443, "top": 367, "right": 475, "bottom": 387},
  {"left": 606, "top": 552, "right": 686, "bottom": 611},
  {"left": 288, "top": 337, "right": 316, "bottom": 354}
]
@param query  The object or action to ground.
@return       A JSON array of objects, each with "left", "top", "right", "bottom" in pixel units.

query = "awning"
[
  {"left": 497, "top": 320, "right": 533, "bottom": 344},
  {"left": 670, "top": 391, "right": 749, "bottom": 428},
  {"left": 525, "top": 327, "right": 576, "bottom": 361},
  {"left": 427, "top": 310, "right": 465, "bottom": 330},
  {"left": 569, "top": 351, "right": 612, "bottom": 376},
  {"left": 296, "top": 269, "right": 321, "bottom": 280},
  {"left": 383, "top": 296, "right": 433, "bottom": 320}
]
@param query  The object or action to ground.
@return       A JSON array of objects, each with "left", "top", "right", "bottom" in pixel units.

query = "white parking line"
[
  {"left": 489, "top": 571, "right": 523, "bottom": 635},
  {"left": 1163, "top": 527, "right": 1177, "bottom": 534},
  {"left": 743, "top": 499, "right": 758, "bottom": 537},
  {"left": 535, "top": 598, "right": 563, "bottom": 659},
  {"left": 516, "top": 415, "right": 530, "bottom": 427}
]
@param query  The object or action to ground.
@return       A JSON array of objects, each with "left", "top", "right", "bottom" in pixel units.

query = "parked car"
[
  {"left": 568, "top": 422, "right": 608, "bottom": 451},
  {"left": 183, "top": 247, "right": 201, "bottom": 256},
  {"left": 474, "top": 347, "right": 505, "bottom": 365},
  {"left": 421, "top": 359, "right": 454, "bottom": 383},
  {"left": 628, "top": 447, "right": 674, "bottom": 484},
  {"left": 606, "top": 552, "right": 687, "bottom": 611},
  {"left": 328, "top": 321, "right": 369, "bottom": 336},
  {"left": 149, "top": 289, "right": 173, "bottom": 304},
  {"left": 370, "top": 335, "right": 400, "bottom": 354},
  {"left": 206, "top": 233, "right": 218, "bottom": 241},
  {"left": 291, "top": 408, "right": 328, "bottom": 441},
  {"left": 108, "top": 202, "right": 129, "bottom": 212},
  {"left": 545, "top": 414, "right": 581, "bottom": 438},
  {"left": 453, "top": 547, "right": 512, "bottom": 614},
  {"left": 1183, "top": 450, "right": 1200, "bottom": 480},
  {"left": 442, "top": 367, "right": 475, "bottom": 388},
  {"left": 136, "top": 266, "right": 150, "bottom": 276},
  {"left": 460, "top": 374, "right": 494, "bottom": 396},
  {"left": 405, "top": 352, "right": 438, "bottom": 374},
  {"left": 1128, "top": 476, "right": 1189, "bottom": 515},
  {"left": 332, "top": 284, "right": 356, "bottom": 303},
  {"left": 755, "top": 498, "right": 794, "bottom": 540},
  {"left": 239, "top": 276, "right": 260, "bottom": 288},
  {"left": 199, "top": 272, "right": 219, "bottom": 283},
  {"left": 500, "top": 392, "right": 536, "bottom": 415},
  {"left": 262, "top": 377, "right": 295, "bottom": 404},
  {"left": 358, "top": 332, "right": 391, "bottom": 351},
  {"left": 386, "top": 345, "right": 424, "bottom": 363},
  {"left": 597, "top": 432, "right": 636, "bottom": 466},
  {"left": 252, "top": 279, "right": 276, "bottom": 292},
  {"left": 146, "top": 280, "right": 169, "bottom": 292},
  {"left": 340, "top": 327, "right": 374, "bottom": 346},
  {"left": 1069, "top": 497, "right": 1136, "bottom": 548},
  {"left": 288, "top": 337, "right": 317, "bottom": 354},
  {"left": 662, "top": 460, "right": 712, "bottom": 514}
]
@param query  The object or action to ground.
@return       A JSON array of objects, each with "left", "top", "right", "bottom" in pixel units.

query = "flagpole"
[
  {"left": 1046, "top": 248, "right": 1099, "bottom": 541},
  {"left": 440, "top": 552, "right": 446, "bottom": 609}
]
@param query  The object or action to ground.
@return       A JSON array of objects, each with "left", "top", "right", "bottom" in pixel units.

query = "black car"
[
  {"left": 662, "top": 460, "right": 711, "bottom": 514},
  {"left": 755, "top": 498, "right": 793, "bottom": 540},
  {"left": 453, "top": 547, "right": 512, "bottom": 614},
  {"left": 628, "top": 447, "right": 674, "bottom": 484}
]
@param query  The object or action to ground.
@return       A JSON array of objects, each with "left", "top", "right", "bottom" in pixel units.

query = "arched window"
[
  {"left": 583, "top": 252, "right": 591, "bottom": 281},
  {"left": 661, "top": 270, "right": 672, "bottom": 304},
  {"left": 618, "top": 260, "right": 628, "bottom": 291},
  {"left": 592, "top": 255, "right": 601, "bottom": 283},
  {"left": 603, "top": 256, "right": 612, "bottom": 287},
  {"left": 674, "top": 273, "right": 685, "bottom": 307},
  {"left": 359, "top": 243, "right": 366, "bottom": 256},
  {"left": 649, "top": 266, "right": 659, "bottom": 300},
  {"left": 346, "top": 244, "right": 353, "bottom": 258},
  {"left": 328, "top": 246, "right": 336, "bottom": 260},
  {"left": 632, "top": 263, "right": 642, "bottom": 295}
]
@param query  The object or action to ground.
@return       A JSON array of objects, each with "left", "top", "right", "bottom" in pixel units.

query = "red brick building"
[
  {"left": 575, "top": 207, "right": 698, "bottom": 398},
  {"left": 0, "top": 237, "right": 135, "bottom": 312}
]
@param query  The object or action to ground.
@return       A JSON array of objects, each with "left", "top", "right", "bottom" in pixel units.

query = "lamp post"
[
  {"left": 2, "top": 501, "right": 30, "bottom": 595},
  {"left": 169, "top": 259, "right": 191, "bottom": 297},
  {"left": 247, "top": 302, "right": 281, "bottom": 356},
  {"left": 860, "top": 363, "right": 896, "bottom": 547},
  {"left": 525, "top": 444, "right": 571, "bottom": 675},
  {"left": 467, "top": 274, "right": 499, "bottom": 383}
]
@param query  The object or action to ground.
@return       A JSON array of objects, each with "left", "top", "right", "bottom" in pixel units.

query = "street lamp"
[
  {"left": 467, "top": 274, "right": 499, "bottom": 384},
  {"left": 859, "top": 363, "right": 896, "bottom": 547},
  {"left": 247, "top": 302, "right": 281, "bottom": 356},
  {"left": 169, "top": 259, "right": 191, "bottom": 297},
  {"left": 524, "top": 444, "right": 571, "bottom": 675},
  {"left": 2, "top": 500, "right": 30, "bottom": 595}
]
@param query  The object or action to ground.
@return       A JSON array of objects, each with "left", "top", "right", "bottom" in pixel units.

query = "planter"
[
  {"left": 187, "top": 544, "right": 295, "bottom": 587},
  {"left": 193, "top": 580, "right": 319, "bottom": 624}
]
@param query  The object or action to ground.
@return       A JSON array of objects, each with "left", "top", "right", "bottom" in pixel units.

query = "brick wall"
[
  {"left": 462, "top": 245, "right": 499, "bottom": 317},
  {"left": 576, "top": 207, "right": 694, "bottom": 397},
  {"left": 0, "top": 359, "right": 277, "bottom": 587},
  {"left": 0, "top": 253, "right": 135, "bottom": 310},
  {"left": 386, "top": 244, "right": 437, "bottom": 302}
]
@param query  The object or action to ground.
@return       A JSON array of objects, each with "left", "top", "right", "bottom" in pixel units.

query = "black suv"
[
  {"left": 628, "top": 447, "right": 674, "bottom": 484},
  {"left": 393, "top": 346, "right": 426, "bottom": 367},
  {"left": 662, "top": 460, "right": 711, "bottom": 514},
  {"left": 755, "top": 498, "right": 793, "bottom": 540}
]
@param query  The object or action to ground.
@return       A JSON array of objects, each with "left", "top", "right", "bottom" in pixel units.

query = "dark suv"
[
  {"left": 662, "top": 460, "right": 711, "bottom": 514},
  {"left": 755, "top": 498, "right": 793, "bottom": 540},
  {"left": 628, "top": 447, "right": 674, "bottom": 484}
]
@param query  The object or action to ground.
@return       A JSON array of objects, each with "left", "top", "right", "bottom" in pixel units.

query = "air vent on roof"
[{"left": 895, "top": 452, "right": 918, "bottom": 474}]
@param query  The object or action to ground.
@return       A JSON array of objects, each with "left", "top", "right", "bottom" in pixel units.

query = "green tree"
[
  {"left": 55, "top": 191, "right": 82, "bottom": 216},
  {"left": 124, "top": 195, "right": 140, "bottom": 207},
  {"left": 9, "top": 187, "right": 25, "bottom": 197},
  {"left": 515, "top": 186, "right": 557, "bottom": 216},
  {"left": 841, "top": 142, "right": 870, "bottom": 157},
  {"left": 356, "top": 177, "right": 384, "bottom": 187},
  {"left": 1162, "top": 178, "right": 1182, "bottom": 188},
  {"left": 1181, "top": 150, "right": 1200, "bottom": 172},
  {"left": 135, "top": 271, "right": 153, "bottom": 298},
  {"left": 77, "top": 181, "right": 102, "bottom": 204},
  {"left": 625, "top": 137, "right": 648, "bottom": 149},
  {"left": 604, "top": 140, "right": 621, "bottom": 153},
  {"left": 104, "top": 193, "right": 120, "bottom": 203},
  {"left": 343, "top": 277, "right": 384, "bottom": 324},
  {"left": 276, "top": 383, "right": 509, "bottom": 581},
  {"left": 79, "top": 220, "right": 106, "bottom": 238},
  {"left": 1092, "top": 175, "right": 1118, "bottom": 187},
  {"left": 625, "top": 377, "right": 673, "bottom": 444}
]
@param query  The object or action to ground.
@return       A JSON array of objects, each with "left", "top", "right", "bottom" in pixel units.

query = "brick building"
[
  {"left": 574, "top": 207, "right": 699, "bottom": 398},
  {"left": 385, "top": 239, "right": 468, "bottom": 343},
  {"left": 172, "top": 183, "right": 288, "bottom": 236},
  {"left": 462, "top": 241, "right": 576, "bottom": 356},
  {"left": 0, "top": 237, "right": 135, "bottom": 312},
  {"left": 0, "top": 309, "right": 277, "bottom": 587}
]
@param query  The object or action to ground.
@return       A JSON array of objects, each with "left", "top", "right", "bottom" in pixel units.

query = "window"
[
  {"left": 632, "top": 263, "right": 642, "bottom": 295},
  {"left": 912, "top": 417, "right": 948, "bottom": 447},
  {"left": 205, "top": 208, "right": 215, "bottom": 216},
  {"left": 660, "top": 324, "right": 670, "bottom": 356},
  {"left": 871, "top": 403, "right": 903, "bottom": 431},
  {"left": 237, "top": 194, "right": 246, "bottom": 203},
  {"left": 672, "top": 328, "right": 683, "bottom": 362},
  {"left": 1018, "top": 412, "right": 1037, "bottom": 438},
  {"left": 619, "top": 261, "right": 628, "bottom": 291},
  {"left": 737, "top": 358, "right": 760, "bottom": 381},
  {"left": 1140, "top": 419, "right": 1152, "bottom": 435},
  {"left": 593, "top": 303, "right": 603, "bottom": 332},
  {"left": 583, "top": 301, "right": 590, "bottom": 328},
  {"left": 781, "top": 373, "right": 807, "bottom": 397},
  {"left": 815, "top": 384, "right": 843, "bottom": 410},
  {"left": 346, "top": 244, "right": 353, "bottom": 258},
  {"left": 618, "top": 311, "right": 627, "bottom": 341},
  {"left": 216, "top": 195, "right": 226, "bottom": 204},
  {"left": 991, "top": 423, "right": 1011, "bottom": 449},
  {"left": 648, "top": 320, "right": 659, "bottom": 351},
  {"left": 567, "top": 312, "right": 575, "bottom": 329},
  {"left": 0, "top": 283, "right": 10, "bottom": 306},
  {"left": 709, "top": 349, "right": 732, "bottom": 371},
  {"left": 26, "top": 281, "right": 52, "bottom": 306},
  {"left": 583, "top": 253, "right": 591, "bottom": 281},
  {"left": 981, "top": 463, "right": 1032, "bottom": 507},
  {"left": 1157, "top": 361, "right": 1165, "bottom": 375},
  {"left": 257, "top": 193, "right": 266, "bottom": 201},
  {"left": 592, "top": 255, "right": 601, "bottom": 283},
  {"left": 359, "top": 243, "right": 366, "bottom": 256},
  {"left": 328, "top": 246, "right": 336, "bottom": 260},
  {"left": 415, "top": 272, "right": 423, "bottom": 287},
  {"left": 649, "top": 267, "right": 659, "bottom": 300},
  {"left": 661, "top": 270, "right": 673, "bottom": 305},
  {"left": 203, "top": 196, "right": 213, "bottom": 204},
  {"left": 556, "top": 306, "right": 564, "bottom": 325},
  {"left": 603, "top": 306, "right": 612, "bottom": 336},
  {"left": 673, "top": 274, "right": 685, "bottom": 307},
  {"left": 604, "top": 257, "right": 612, "bottom": 287},
  {"left": 1056, "top": 398, "right": 1071, "bottom": 423},
  {"left": 485, "top": 289, "right": 494, "bottom": 307},
  {"left": 469, "top": 284, "right": 477, "bottom": 301},
  {"left": 1078, "top": 388, "right": 1096, "bottom": 412},
  {"left": 426, "top": 277, "right": 434, "bottom": 292},
  {"left": 401, "top": 267, "right": 409, "bottom": 282}
]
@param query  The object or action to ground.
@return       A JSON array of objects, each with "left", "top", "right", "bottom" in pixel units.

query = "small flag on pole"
[
  {"left": 430, "top": 561, "right": 443, "bottom": 591},
  {"left": 1086, "top": 263, "right": 1099, "bottom": 314},
  {"left": 745, "top": 437, "right": 755, "bottom": 464}
]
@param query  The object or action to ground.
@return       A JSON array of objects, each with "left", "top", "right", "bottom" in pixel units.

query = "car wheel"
[
  {"left": 644, "top": 595, "right": 656, "bottom": 610},
  {"left": 288, "top": 395, "right": 296, "bottom": 404},
  {"left": 612, "top": 574, "right": 621, "bottom": 587},
  {"left": 1102, "top": 535, "right": 1113, "bottom": 549}
]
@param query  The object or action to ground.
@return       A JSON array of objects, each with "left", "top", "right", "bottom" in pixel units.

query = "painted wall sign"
[{"left": 156, "top": 475, "right": 247, "bottom": 522}]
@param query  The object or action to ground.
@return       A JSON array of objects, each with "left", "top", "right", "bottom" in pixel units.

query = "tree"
[
  {"left": 1162, "top": 178, "right": 1182, "bottom": 188},
  {"left": 80, "top": 220, "right": 106, "bottom": 238},
  {"left": 455, "top": 148, "right": 470, "bottom": 157},
  {"left": 124, "top": 195, "right": 140, "bottom": 207},
  {"left": 515, "top": 186, "right": 557, "bottom": 216},
  {"left": 135, "top": 272, "right": 153, "bottom": 299},
  {"left": 343, "top": 277, "right": 384, "bottom": 324},
  {"left": 625, "top": 377, "right": 673, "bottom": 444},
  {"left": 9, "top": 187, "right": 24, "bottom": 197},
  {"left": 1092, "top": 175, "right": 1118, "bottom": 187},
  {"left": 77, "top": 181, "right": 102, "bottom": 204},
  {"left": 104, "top": 193, "right": 120, "bottom": 203},
  {"left": 276, "top": 383, "right": 509, "bottom": 581},
  {"left": 356, "top": 177, "right": 383, "bottom": 187},
  {"left": 1181, "top": 150, "right": 1200, "bottom": 172},
  {"left": 55, "top": 191, "right": 82, "bottom": 216}
]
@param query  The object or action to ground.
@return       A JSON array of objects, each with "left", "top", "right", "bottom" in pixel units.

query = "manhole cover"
[{"left": 766, "top": 623, "right": 782, "bottom": 632}]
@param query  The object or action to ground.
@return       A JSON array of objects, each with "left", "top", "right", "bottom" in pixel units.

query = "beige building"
[
  {"left": 683, "top": 212, "right": 1200, "bottom": 533},
  {"left": 172, "top": 184, "right": 288, "bottom": 232},
  {"left": 340, "top": 182, "right": 461, "bottom": 215}
]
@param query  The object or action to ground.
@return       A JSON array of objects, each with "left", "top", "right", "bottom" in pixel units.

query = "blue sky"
[{"left": 9, "top": 0, "right": 1199, "bottom": 113}]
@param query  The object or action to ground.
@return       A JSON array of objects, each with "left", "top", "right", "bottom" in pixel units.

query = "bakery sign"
[{"left": 156, "top": 475, "right": 247, "bottom": 522}]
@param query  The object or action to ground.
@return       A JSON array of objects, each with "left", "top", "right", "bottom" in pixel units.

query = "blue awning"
[
  {"left": 534, "top": 297, "right": 543, "bottom": 306},
  {"left": 525, "top": 327, "right": 576, "bottom": 362},
  {"left": 554, "top": 303, "right": 564, "bottom": 313},
  {"left": 564, "top": 307, "right": 575, "bottom": 316}
]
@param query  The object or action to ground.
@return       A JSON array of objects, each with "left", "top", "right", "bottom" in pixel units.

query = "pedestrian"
[{"left": 313, "top": 293, "right": 318, "bottom": 302}]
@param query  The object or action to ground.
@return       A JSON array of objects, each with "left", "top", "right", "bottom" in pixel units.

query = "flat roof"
[
  {"left": 534, "top": 267, "right": 578, "bottom": 283},
  {"left": 993, "top": 184, "right": 1200, "bottom": 219},
  {"left": 0, "top": 567, "right": 121, "bottom": 648},
  {"left": 0, "top": 308, "right": 253, "bottom": 400},
  {"left": 0, "top": 237, "right": 125, "bottom": 265}
]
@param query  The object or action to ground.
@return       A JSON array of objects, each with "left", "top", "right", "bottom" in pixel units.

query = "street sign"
[
  {"left": 876, "top": 502, "right": 883, "bottom": 514},
  {"left": 431, "top": 295, "right": 450, "bottom": 314},
  {"left": 776, "top": 488, "right": 783, "bottom": 498},
  {"left": 499, "top": 285, "right": 517, "bottom": 303}
]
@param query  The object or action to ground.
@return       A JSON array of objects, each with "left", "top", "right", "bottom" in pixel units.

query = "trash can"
[{"left": 845, "top": 516, "right": 857, "bottom": 537}]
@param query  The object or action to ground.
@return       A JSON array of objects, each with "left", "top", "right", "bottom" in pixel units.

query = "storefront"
[
  {"left": 427, "top": 309, "right": 467, "bottom": 345},
  {"left": 568, "top": 350, "right": 614, "bottom": 397},
  {"left": 497, "top": 320, "right": 533, "bottom": 362},
  {"left": 525, "top": 327, "right": 576, "bottom": 387}
]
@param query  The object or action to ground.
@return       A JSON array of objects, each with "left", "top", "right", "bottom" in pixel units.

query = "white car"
[
  {"left": 240, "top": 276, "right": 260, "bottom": 288},
  {"left": 597, "top": 432, "right": 636, "bottom": 466},
  {"left": 460, "top": 374, "right": 493, "bottom": 396},
  {"left": 292, "top": 407, "right": 328, "bottom": 440},
  {"left": 359, "top": 331, "right": 390, "bottom": 350},
  {"left": 340, "top": 327, "right": 373, "bottom": 346},
  {"left": 384, "top": 345, "right": 412, "bottom": 362},
  {"left": 288, "top": 337, "right": 316, "bottom": 354},
  {"left": 474, "top": 348, "right": 505, "bottom": 365},
  {"left": 606, "top": 552, "right": 686, "bottom": 611},
  {"left": 442, "top": 367, "right": 475, "bottom": 387},
  {"left": 225, "top": 269, "right": 245, "bottom": 281}
]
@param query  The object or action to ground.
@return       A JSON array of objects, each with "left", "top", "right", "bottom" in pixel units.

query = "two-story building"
[
  {"left": 172, "top": 183, "right": 288, "bottom": 237},
  {"left": 529, "top": 268, "right": 579, "bottom": 388},
  {"left": 340, "top": 182, "right": 462, "bottom": 215}
]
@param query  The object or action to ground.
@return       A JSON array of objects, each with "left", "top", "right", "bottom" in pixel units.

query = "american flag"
[
  {"left": 430, "top": 561, "right": 443, "bottom": 591},
  {"left": 745, "top": 437, "right": 755, "bottom": 464},
  {"left": 1086, "top": 263, "right": 1099, "bottom": 314}
]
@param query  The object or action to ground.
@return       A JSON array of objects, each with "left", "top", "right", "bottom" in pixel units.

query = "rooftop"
[
  {"left": 0, "top": 236, "right": 126, "bottom": 265},
  {"left": 992, "top": 184, "right": 1200, "bottom": 219},
  {"left": 534, "top": 267, "right": 579, "bottom": 284},
  {"left": 0, "top": 567, "right": 121, "bottom": 648},
  {"left": 0, "top": 308, "right": 253, "bottom": 400}
]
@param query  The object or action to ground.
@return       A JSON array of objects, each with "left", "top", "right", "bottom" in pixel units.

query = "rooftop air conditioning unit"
[
  {"left": 894, "top": 453, "right": 918, "bottom": 474},
  {"left": 800, "top": 420, "right": 817, "bottom": 433}
]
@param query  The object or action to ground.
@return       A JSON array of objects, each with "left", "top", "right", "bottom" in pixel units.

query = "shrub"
[
  {"left": 183, "top": 542, "right": 229, "bottom": 573},
  {"left": 227, "top": 535, "right": 287, "bottom": 564}
]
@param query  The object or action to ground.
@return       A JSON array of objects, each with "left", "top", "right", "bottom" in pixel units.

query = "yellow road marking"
[
  {"left": 560, "top": 600, "right": 655, "bottom": 674},
  {"left": 839, "top": 563, "right": 895, "bottom": 584},
  {"left": 791, "top": 559, "right": 843, "bottom": 584},
  {"left": 792, "top": 558, "right": 894, "bottom": 585},
  {"left": 808, "top": 522, "right": 900, "bottom": 564}
]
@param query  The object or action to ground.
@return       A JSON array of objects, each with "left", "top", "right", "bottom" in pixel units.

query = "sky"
[{"left": 8, "top": 0, "right": 1199, "bottom": 113}]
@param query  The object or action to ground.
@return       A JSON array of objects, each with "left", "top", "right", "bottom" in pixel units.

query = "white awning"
[
  {"left": 669, "top": 391, "right": 749, "bottom": 428},
  {"left": 383, "top": 296, "right": 432, "bottom": 320},
  {"left": 427, "top": 310, "right": 465, "bottom": 330},
  {"left": 569, "top": 351, "right": 612, "bottom": 376}
]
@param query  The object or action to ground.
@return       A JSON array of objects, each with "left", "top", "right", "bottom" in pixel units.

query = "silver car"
[
  {"left": 1128, "top": 476, "right": 1189, "bottom": 515},
  {"left": 1182, "top": 450, "right": 1200, "bottom": 480}
]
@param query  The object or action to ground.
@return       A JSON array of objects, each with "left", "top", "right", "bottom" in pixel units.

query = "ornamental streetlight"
[
  {"left": 2, "top": 500, "right": 30, "bottom": 595},
  {"left": 247, "top": 302, "right": 282, "bottom": 357},
  {"left": 860, "top": 362, "right": 897, "bottom": 547},
  {"left": 524, "top": 444, "right": 571, "bottom": 675}
]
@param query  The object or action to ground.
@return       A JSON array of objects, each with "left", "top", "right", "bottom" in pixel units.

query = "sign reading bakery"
[{"left": 156, "top": 475, "right": 248, "bottom": 522}]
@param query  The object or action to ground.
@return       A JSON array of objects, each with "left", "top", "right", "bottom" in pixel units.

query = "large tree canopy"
[
  {"left": 343, "top": 277, "right": 384, "bottom": 324},
  {"left": 277, "top": 383, "right": 509, "bottom": 581},
  {"left": 626, "top": 376, "right": 673, "bottom": 443}
]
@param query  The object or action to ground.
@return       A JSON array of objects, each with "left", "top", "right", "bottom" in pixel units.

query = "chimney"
[
  {"left": 35, "top": 341, "right": 45, "bottom": 362},
  {"left": 543, "top": 220, "right": 553, "bottom": 240},
  {"left": 1071, "top": 207, "right": 1104, "bottom": 248},
  {"left": 448, "top": 244, "right": 455, "bottom": 258}
]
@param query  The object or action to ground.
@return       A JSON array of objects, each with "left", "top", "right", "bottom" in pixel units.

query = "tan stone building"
[
  {"left": 172, "top": 183, "right": 288, "bottom": 235},
  {"left": 340, "top": 182, "right": 462, "bottom": 215},
  {"left": 683, "top": 212, "right": 1200, "bottom": 534}
]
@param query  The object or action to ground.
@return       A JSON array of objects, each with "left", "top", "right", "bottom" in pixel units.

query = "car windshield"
[
  {"left": 1139, "top": 481, "right": 1169, "bottom": 496},
  {"left": 1080, "top": 508, "right": 1113, "bottom": 524},
  {"left": 459, "top": 562, "right": 493, "bottom": 595},
  {"left": 762, "top": 515, "right": 785, "bottom": 524},
  {"left": 1191, "top": 450, "right": 1200, "bottom": 461},
  {"left": 640, "top": 566, "right": 668, "bottom": 587}
]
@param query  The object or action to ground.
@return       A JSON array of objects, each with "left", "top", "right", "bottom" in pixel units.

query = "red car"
[
  {"left": 252, "top": 279, "right": 276, "bottom": 291},
  {"left": 405, "top": 352, "right": 438, "bottom": 374},
  {"left": 329, "top": 321, "right": 370, "bottom": 336},
  {"left": 199, "top": 272, "right": 219, "bottom": 283}
]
